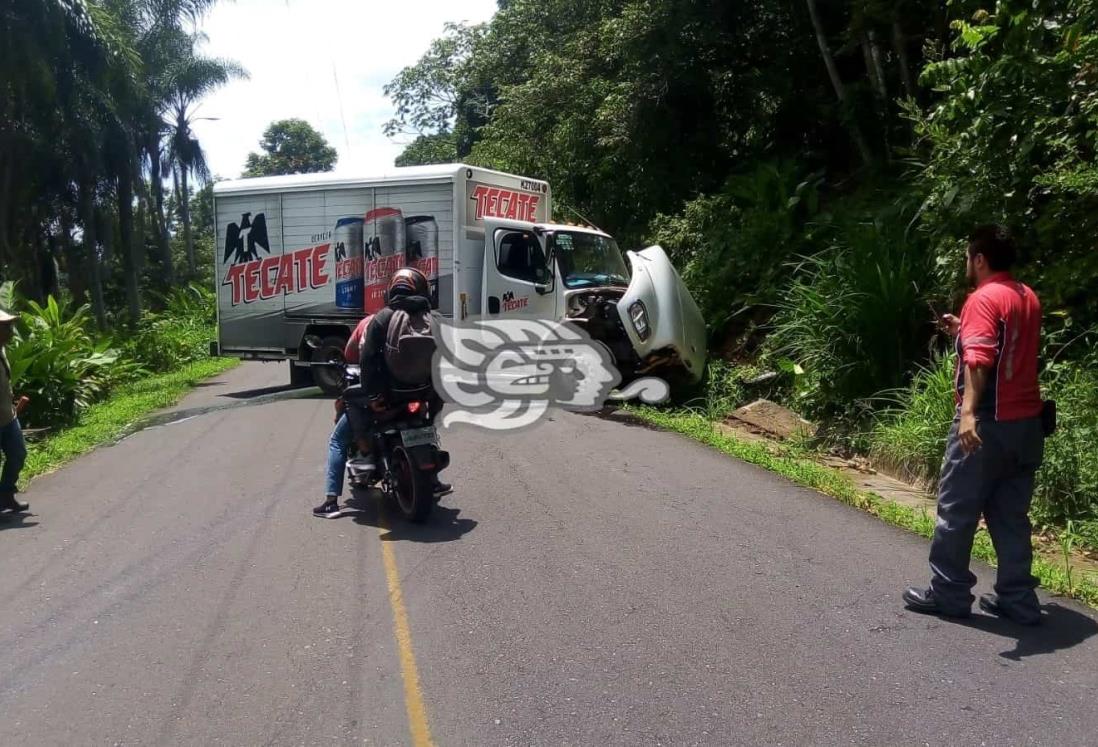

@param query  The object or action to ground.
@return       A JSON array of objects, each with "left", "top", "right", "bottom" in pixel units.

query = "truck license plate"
[{"left": 401, "top": 427, "right": 438, "bottom": 448}]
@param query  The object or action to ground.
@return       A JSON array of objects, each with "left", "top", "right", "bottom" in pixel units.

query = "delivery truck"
[{"left": 212, "top": 163, "right": 705, "bottom": 394}]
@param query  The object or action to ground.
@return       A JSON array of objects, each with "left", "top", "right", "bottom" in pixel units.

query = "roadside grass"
[
  {"left": 22, "top": 357, "right": 239, "bottom": 484},
  {"left": 630, "top": 406, "right": 1098, "bottom": 609}
]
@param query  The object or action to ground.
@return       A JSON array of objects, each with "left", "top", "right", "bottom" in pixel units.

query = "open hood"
[{"left": 617, "top": 245, "right": 707, "bottom": 382}]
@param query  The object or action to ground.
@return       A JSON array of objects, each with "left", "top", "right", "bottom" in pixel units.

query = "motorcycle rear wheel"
[{"left": 392, "top": 448, "right": 433, "bottom": 523}]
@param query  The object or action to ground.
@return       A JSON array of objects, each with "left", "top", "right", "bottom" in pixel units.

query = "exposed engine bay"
[{"left": 563, "top": 288, "right": 641, "bottom": 377}]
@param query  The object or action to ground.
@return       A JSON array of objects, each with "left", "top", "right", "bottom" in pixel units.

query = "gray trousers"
[{"left": 929, "top": 414, "right": 1044, "bottom": 614}]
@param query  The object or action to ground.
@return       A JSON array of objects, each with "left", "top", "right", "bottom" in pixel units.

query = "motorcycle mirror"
[{"left": 303, "top": 334, "right": 323, "bottom": 350}]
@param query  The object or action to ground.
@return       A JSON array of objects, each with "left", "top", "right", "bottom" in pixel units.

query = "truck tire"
[{"left": 311, "top": 336, "right": 347, "bottom": 396}]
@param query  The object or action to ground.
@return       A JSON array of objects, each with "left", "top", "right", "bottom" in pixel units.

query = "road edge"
[
  {"left": 620, "top": 406, "right": 1098, "bottom": 609},
  {"left": 22, "top": 358, "right": 241, "bottom": 486}
]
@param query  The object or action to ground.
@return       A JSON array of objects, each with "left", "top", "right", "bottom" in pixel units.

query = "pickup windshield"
[{"left": 550, "top": 231, "right": 631, "bottom": 289}]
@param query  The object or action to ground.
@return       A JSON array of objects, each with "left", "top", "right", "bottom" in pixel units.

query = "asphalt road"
[{"left": 2, "top": 362, "right": 1097, "bottom": 746}]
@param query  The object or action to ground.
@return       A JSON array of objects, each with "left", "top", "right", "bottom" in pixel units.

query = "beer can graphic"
[
  {"left": 332, "top": 216, "right": 364, "bottom": 310},
  {"left": 405, "top": 216, "right": 439, "bottom": 308},
  {"left": 364, "top": 207, "right": 406, "bottom": 313}
]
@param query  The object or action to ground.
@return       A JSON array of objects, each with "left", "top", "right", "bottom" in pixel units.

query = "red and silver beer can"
[{"left": 364, "top": 207, "right": 405, "bottom": 313}]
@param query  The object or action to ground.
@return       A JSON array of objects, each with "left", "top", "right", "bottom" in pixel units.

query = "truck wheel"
[{"left": 311, "top": 336, "right": 347, "bottom": 396}]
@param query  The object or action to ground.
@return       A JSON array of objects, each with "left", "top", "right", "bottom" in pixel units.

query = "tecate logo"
[
  {"left": 471, "top": 185, "right": 541, "bottom": 222},
  {"left": 223, "top": 245, "right": 329, "bottom": 306}
]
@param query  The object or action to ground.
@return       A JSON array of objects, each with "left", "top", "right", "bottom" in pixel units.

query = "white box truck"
[{"left": 212, "top": 163, "right": 705, "bottom": 394}]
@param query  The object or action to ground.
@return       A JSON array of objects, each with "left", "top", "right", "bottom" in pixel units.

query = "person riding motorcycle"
[
  {"left": 345, "top": 267, "right": 450, "bottom": 495},
  {"left": 313, "top": 315, "right": 373, "bottom": 519}
]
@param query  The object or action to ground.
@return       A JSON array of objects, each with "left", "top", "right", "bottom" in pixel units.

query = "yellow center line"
[{"left": 378, "top": 521, "right": 436, "bottom": 747}]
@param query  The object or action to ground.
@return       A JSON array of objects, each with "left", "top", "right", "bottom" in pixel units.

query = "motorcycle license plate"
[{"left": 401, "top": 426, "right": 438, "bottom": 448}]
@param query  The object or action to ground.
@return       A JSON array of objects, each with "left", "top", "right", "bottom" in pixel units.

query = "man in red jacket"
[{"left": 904, "top": 226, "right": 1046, "bottom": 625}]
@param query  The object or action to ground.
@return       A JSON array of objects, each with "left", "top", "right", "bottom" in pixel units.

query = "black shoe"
[
  {"left": 902, "top": 587, "right": 970, "bottom": 618},
  {"left": 312, "top": 498, "right": 342, "bottom": 519},
  {"left": 0, "top": 492, "right": 28, "bottom": 513},
  {"left": 432, "top": 480, "right": 453, "bottom": 497},
  {"left": 979, "top": 593, "right": 1041, "bottom": 626}
]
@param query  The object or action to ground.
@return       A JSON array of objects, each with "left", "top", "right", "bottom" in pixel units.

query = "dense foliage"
[
  {"left": 0, "top": 0, "right": 246, "bottom": 327},
  {"left": 3, "top": 1, "right": 1097, "bottom": 536},
  {"left": 389, "top": 0, "right": 1098, "bottom": 533},
  {"left": 3, "top": 280, "right": 218, "bottom": 428}
]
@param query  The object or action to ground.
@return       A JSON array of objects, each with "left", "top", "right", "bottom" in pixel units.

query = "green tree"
[
  {"left": 386, "top": 21, "right": 489, "bottom": 140},
  {"left": 1, "top": 0, "right": 240, "bottom": 329},
  {"left": 243, "top": 119, "right": 337, "bottom": 177},
  {"left": 395, "top": 133, "right": 458, "bottom": 167},
  {"left": 910, "top": 0, "right": 1098, "bottom": 325}
]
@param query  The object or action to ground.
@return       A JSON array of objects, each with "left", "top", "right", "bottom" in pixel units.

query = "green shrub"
[
  {"left": 649, "top": 161, "right": 821, "bottom": 338},
  {"left": 870, "top": 353, "right": 957, "bottom": 485},
  {"left": 870, "top": 341, "right": 1098, "bottom": 539},
  {"left": 1033, "top": 355, "right": 1098, "bottom": 528},
  {"left": 768, "top": 219, "right": 933, "bottom": 419},
  {"left": 687, "top": 359, "right": 775, "bottom": 421},
  {"left": 123, "top": 284, "right": 216, "bottom": 372},
  {"left": 6, "top": 296, "right": 122, "bottom": 428}
]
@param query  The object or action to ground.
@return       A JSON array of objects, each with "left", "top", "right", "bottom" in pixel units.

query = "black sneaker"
[
  {"left": 0, "top": 492, "right": 28, "bottom": 513},
  {"left": 432, "top": 480, "right": 453, "bottom": 497},
  {"left": 312, "top": 499, "right": 342, "bottom": 519}
]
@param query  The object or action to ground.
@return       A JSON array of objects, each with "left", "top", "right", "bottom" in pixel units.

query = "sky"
[{"left": 189, "top": 0, "right": 498, "bottom": 181}]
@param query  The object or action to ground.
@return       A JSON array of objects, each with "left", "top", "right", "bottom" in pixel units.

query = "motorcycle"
[{"left": 306, "top": 336, "right": 451, "bottom": 523}]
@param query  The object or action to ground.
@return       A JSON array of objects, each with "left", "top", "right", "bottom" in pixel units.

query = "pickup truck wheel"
[{"left": 311, "top": 336, "right": 347, "bottom": 396}]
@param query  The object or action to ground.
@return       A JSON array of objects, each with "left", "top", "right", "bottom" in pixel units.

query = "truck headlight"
[{"left": 628, "top": 301, "right": 650, "bottom": 341}]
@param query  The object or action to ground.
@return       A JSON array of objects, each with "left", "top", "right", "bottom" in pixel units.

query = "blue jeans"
[
  {"left": 325, "top": 414, "right": 351, "bottom": 499},
  {"left": 0, "top": 418, "right": 27, "bottom": 494}
]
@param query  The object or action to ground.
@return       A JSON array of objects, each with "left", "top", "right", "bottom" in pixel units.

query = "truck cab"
[{"left": 480, "top": 218, "right": 706, "bottom": 384}]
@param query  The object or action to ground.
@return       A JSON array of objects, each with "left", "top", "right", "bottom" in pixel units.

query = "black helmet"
[{"left": 387, "top": 267, "right": 429, "bottom": 301}]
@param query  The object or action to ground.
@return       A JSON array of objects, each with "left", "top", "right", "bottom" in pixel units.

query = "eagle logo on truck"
[
  {"left": 221, "top": 211, "right": 330, "bottom": 306},
  {"left": 223, "top": 212, "right": 271, "bottom": 265},
  {"left": 431, "top": 316, "right": 670, "bottom": 431}
]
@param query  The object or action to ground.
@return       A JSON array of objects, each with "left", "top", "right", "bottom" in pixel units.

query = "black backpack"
[{"left": 384, "top": 309, "right": 435, "bottom": 387}]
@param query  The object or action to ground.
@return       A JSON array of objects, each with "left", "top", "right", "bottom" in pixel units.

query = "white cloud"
[{"left": 189, "top": 0, "right": 497, "bottom": 181}]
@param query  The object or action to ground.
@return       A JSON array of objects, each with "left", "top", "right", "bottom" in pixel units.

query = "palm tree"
[
  {"left": 0, "top": 0, "right": 122, "bottom": 278},
  {"left": 162, "top": 39, "right": 247, "bottom": 275}
]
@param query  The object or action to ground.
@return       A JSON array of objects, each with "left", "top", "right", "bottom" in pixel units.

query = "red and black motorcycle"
[{"left": 308, "top": 337, "right": 450, "bottom": 523}]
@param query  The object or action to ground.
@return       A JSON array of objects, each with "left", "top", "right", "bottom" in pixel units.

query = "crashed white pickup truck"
[{"left": 212, "top": 163, "right": 706, "bottom": 393}]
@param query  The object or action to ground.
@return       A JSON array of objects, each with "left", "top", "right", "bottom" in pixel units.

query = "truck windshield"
[{"left": 550, "top": 231, "right": 631, "bottom": 289}]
